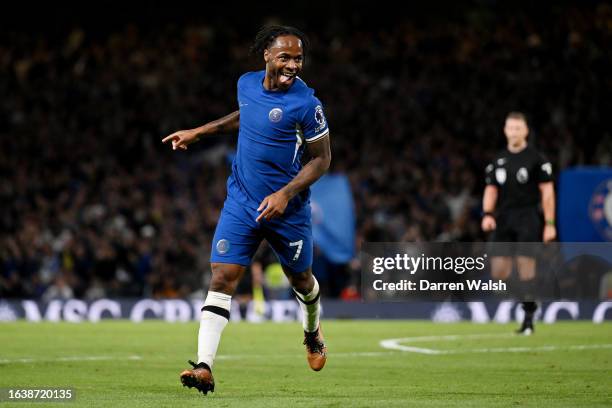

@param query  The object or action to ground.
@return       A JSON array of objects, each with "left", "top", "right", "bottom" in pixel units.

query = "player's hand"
[
  {"left": 543, "top": 225, "right": 556, "bottom": 242},
  {"left": 161, "top": 129, "right": 199, "bottom": 150},
  {"left": 256, "top": 191, "right": 290, "bottom": 222},
  {"left": 481, "top": 215, "right": 496, "bottom": 232}
]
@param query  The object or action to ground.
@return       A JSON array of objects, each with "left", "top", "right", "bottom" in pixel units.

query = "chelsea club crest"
[
  {"left": 588, "top": 179, "right": 612, "bottom": 241},
  {"left": 269, "top": 108, "right": 283, "bottom": 123},
  {"left": 216, "top": 239, "right": 231, "bottom": 255}
]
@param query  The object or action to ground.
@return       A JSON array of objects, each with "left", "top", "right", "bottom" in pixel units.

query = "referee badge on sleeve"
[
  {"left": 495, "top": 168, "right": 507, "bottom": 185},
  {"left": 516, "top": 167, "right": 529, "bottom": 184}
]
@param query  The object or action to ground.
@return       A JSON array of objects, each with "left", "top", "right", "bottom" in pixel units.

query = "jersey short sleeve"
[
  {"left": 300, "top": 95, "right": 329, "bottom": 143},
  {"left": 537, "top": 153, "right": 553, "bottom": 183},
  {"left": 485, "top": 162, "right": 498, "bottom": 186}
]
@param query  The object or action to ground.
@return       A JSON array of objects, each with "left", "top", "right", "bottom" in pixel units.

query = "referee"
[{"left": 481, "top": 112, "right": 556, "bottom": 335}]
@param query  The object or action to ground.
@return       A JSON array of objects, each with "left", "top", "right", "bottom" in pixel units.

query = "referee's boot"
[
  {"left": 516, "top": 301, "right": 537, "bottom": 335},
  {"left": 180, "top": 360, "right": 215, "bottom": 395},
  {"left": 304, "top": 325, "right": 327, "bottom": 371},
  {"left": 516, "top": 319, "right": 535, "bottom": 336}
]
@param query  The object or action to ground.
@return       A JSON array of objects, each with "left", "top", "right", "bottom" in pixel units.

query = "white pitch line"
[
  {"left": 380, "top": 333, "right": 513, "bottom": 354},
  {"left": 378, "top": 342, "right": 442, "bottom": 355},
  {"left": 0, "top": 355, "right": 142, "bottom": 364},
  {"left": 379, "top": 333, "right": 612, "bottom": 355}
]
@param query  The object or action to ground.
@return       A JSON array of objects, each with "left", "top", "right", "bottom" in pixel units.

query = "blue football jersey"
[{"left": 227, "top": 70, "right": 329, "bottom": 213}]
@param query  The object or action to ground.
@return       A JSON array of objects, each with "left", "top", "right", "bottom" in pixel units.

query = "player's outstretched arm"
[
  {"left": 161, "top": 110, "right": 240, "bottom": 150},
  {"left": 256, "top": 134, "right": 331, "bottom": 222}
]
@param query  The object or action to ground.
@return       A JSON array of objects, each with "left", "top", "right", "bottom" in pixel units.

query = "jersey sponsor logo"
[
  {"left": 516, "top": 167, "right": 529, "bottom": 184},
  {"left": 216, "top": 239, "right": 230, "bottom": 255},
  {"left": 588, "top": 179, "right": 612, "bottom": 241},
  {"left": 314, "top": 105, "right": 326, "bottom": 133},
  {"left": 495, "top": 168, "right": 507, "bottom": 185},
  {"left": 268, "top": 108, "right": 283, "bottom": 123}
]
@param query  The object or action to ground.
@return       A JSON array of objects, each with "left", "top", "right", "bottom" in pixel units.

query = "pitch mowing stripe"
[
  {"left": 462, "top": 344, "right": 612, "bottom": 354},
  {"left": 0, "top": 353, "right": 398, "bottom": 364},
  {"left": 379, "top": 333, "right": 612, "bottom": 354},
  {"left": 214, "top": 351, "right": 403, "bottom": 360},
  {"left": 214, "top": 343, "right": 612, "bottom": 360},
  {"left": 0, "top": 355, "right": 142, "bottom": 364},
  {"left": 3, "top": 337, "right": 609, "bottom": 364}
]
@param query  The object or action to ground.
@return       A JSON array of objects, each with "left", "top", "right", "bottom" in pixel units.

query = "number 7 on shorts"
[{"left": 289, "top": 240, "right": 303, "bottom": 261}]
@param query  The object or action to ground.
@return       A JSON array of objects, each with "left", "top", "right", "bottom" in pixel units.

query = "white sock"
[
  {"left": 197, "top": 291, "right": 231, "bottom": 368},
  {"left": 293, "top": 277, "right": 321, "bottom": 333}
]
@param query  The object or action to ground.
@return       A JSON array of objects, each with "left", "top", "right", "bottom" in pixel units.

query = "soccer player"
[
  {"left": 162, "top": 26, "right": 331, "bottom": 395},
  {"left": 481, "top": 112, "right": 556, "bottom": 335}
]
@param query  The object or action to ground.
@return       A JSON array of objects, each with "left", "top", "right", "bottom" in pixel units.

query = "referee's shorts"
[{"left": 488, "top": 207, "right": 543, "bottom": 257}]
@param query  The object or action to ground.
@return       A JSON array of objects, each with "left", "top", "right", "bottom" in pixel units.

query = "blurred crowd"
[{"left": 1, "top": 2, "right": 610, "bottom": 300}]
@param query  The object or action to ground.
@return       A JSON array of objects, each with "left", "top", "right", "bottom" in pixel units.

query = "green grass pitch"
[{"left": 0, "top": 321, "right": 610, "bottom": 407}]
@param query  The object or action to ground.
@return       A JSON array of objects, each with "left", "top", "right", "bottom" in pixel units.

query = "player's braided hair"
[{"left": 250, "top": 25, "right": 309, "bottom": 60}]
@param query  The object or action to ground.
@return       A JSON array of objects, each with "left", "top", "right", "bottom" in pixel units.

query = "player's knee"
[
  {"left": 286, "top": 270, "right": 314, "bottom": 294},
  {"left": 209, "top": 263, "right": 245, "bottom": 294},
  {"left": 209, "top": 277, "right": 235, "bottom": 294}
]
